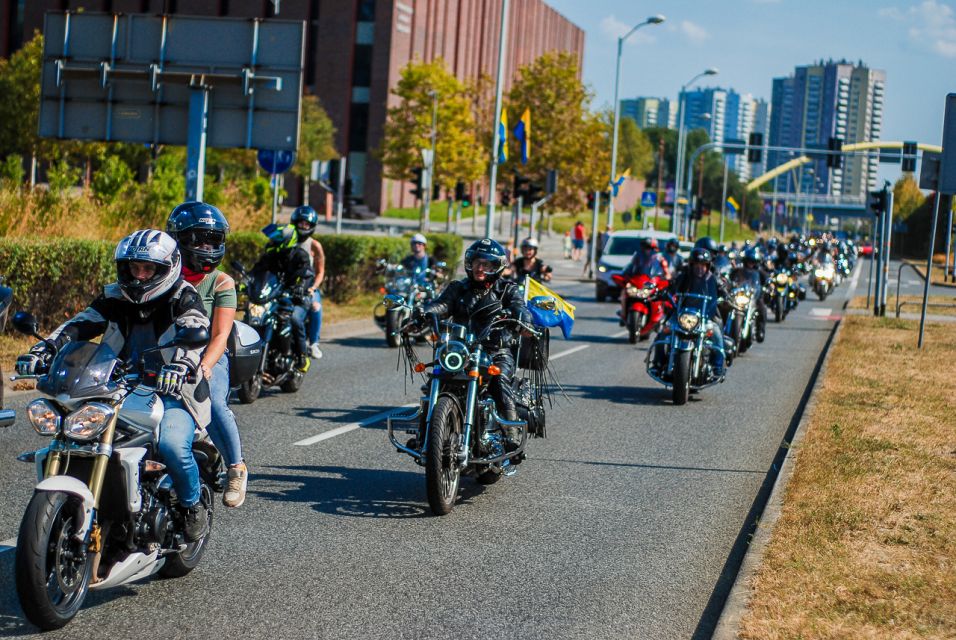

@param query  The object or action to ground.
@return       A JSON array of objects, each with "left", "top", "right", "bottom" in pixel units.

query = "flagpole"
[{"left": 485, "top": 0, "right": 510, "bottom": 239}]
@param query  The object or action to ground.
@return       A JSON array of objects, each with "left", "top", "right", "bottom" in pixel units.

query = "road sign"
[
  {"left": 919, "top": 151, "right": 941, "bottom": 190},
  {"left": 641, "top": 191, "right": 657, "bottom": 208},
  {"left": 258, "top": 149, "right": 296, "bottom": 174},
  {"left": 940, "top": 93, "right": 956, "bottom": 194}
]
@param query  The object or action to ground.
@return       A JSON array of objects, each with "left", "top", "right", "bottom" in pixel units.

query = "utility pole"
[
  {"left": 484, "top": 0, "right": 510, "bottom": 239},
  {"left": 719, "top": 157, "right": 729, "bottom": 243},
  {"left": 421, "top": 90, "right": 438, "bottom": 233},
  {"left": 655, "top": 136, "right": 664, "bottom": 230}
]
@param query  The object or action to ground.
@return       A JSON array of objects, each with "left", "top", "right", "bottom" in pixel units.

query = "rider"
[
  {"left": 415, "top": 238, "right": 532, "bottom": 447},
  {"left": 651, "top": 247, "right": 730, "bottom": 378},
  {"left": 510, "top": 237, "right": 553, "bottom": 283},
  {"left": 291, "top": 205, "right": 326, "bottom": 360},
  {"left": 732, "top": 246, "right": 769, "bottom": 342},
  {"left": 663, "top": 238, "right": 683, "bottom": 279},
  {"left": 16, "top": 230, "right": 212, "bottom": 541},
  {"left": 250, "top": 224, "right": 315, "bottom": 372},
  {"left": 619, "top": 238, "right": 669, "bottom": 325},
  {"left": 402, "top": 233, "right": 436, "bottom": 277},
  {"left": 166, "top": 201, "right": 248, "bottom": 508}
]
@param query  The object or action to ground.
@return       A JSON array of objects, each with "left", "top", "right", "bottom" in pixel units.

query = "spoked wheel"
[
  {"left": 238, "top": 373, "right": 262, "bottom": 404},
  {"left": 672, "top": 350, "right": 691, "bottom": 406},
  {"left": 16, "top": 491, "right": 93, "bottom": 631},
  {"left": 160, "top": 482, "right": 214, "bottom": 578},
  {"left": 626, "top": 311, "right": 643, "bottom": 344},
  {"left": 425, "top": 396, "right": 462, "bottom": 516}
]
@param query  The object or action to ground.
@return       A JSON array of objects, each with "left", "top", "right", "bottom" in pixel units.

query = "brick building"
[{"left": 0, "top": 0, "right": 583, "bottom": 214}]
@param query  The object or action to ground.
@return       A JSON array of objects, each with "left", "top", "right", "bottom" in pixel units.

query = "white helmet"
[
  {"left": 114, "top": 229, "right": 182, "bottom": 304},
  {"left": 410, "top": 233, "right": 427, "bottom": 246}
]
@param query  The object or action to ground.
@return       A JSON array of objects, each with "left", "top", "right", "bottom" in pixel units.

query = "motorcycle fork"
[{"left": 459, "top": 352, "right": 481, "bottom": 466}]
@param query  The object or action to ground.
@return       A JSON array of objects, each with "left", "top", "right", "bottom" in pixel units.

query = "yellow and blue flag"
[
  {"left": 497, "top": 109, "right": 508, "bottom": 164},
  {"left": 610, "top": 167, "right": 631, "bottom": 196},
  {"left": 513, "top": 108, "right": 531, "bottom": 164},
  {"left": 726, "top": 196, "right": 739, "bottom": 215},
  {"left": 525, "top": 277, "right": 575, "bottom": 339}
]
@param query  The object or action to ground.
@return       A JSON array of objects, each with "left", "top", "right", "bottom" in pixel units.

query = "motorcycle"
[
  {"left": 611, "top": 272, "right": 669, "bottom": 344},
  {"left": 373, "top": 260, "right": 446, "bottom": 348},
  {"left": 767, "top": 268, "right": 798, "bottom": 322},
  {"left": 0, "top": 277, "right": 14, "bottom": 426},
  {"left": 646, "top": 292, "right": 724, "bottom": 406},
  {"left": 384, "top": 294, "right": 550, "bottom": 515},
  {"left": 725, "top": 281, "right": 760, "bottom": 356},
  {"left": 232, "top": 261, "right": 309, "bottom": 403},
  {"left": 8, "top": 312, "right": 219, "bottom": 631},
  {"left": 811, "top": 262, "right": 836, "bottom": 301}
]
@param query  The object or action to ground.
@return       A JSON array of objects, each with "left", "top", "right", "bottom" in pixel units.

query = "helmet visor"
[{"left": 181, "top": 229, "right": 225, "bottom": 250}]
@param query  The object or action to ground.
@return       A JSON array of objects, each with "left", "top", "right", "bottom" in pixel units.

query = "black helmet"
[
  {"left": 115, "top": 230, "right": 182, "bottom": 304},
  {"left": 716, "top": 243, "right": 728, "bottom": 255},
  {"left": 689, "top": 247, "right": 713, "bottom": 267},
  {"left": 291, "top": 205, "right": 319, "bottom": 240},
  {"left": 464, "top": 238, "right": 508, "bottom": 285},
  {"left": 694, "top": 236, "right": 718, "bottom": 253},
  {"left": 665, "top": 238, "right": 679, "bottom": 251},
  {"left": 742, "top": 247, "right": 759, "bottom": 265},
  {"left": 166, "top": 201, "right": 229, "bottom": 273}
]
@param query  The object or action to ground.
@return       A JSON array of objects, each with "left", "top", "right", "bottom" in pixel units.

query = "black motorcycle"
[
  {"left": 385, "top": 294, "right": 551, "bottom": 515},
  {"left": 372, "top": 260, "right": 446, "bottom": 348},
  {"left": 232, "top": 261, "right": 309, "bottom": 403}
]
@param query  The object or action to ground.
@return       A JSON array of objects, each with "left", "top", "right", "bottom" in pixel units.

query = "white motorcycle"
[{"left": 9, "top": 311, "right": 220, "bottom": 631}]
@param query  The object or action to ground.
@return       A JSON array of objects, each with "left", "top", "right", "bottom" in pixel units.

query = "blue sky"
[{"left": 546, "top": 0, "right": 954, "bottom": 156}]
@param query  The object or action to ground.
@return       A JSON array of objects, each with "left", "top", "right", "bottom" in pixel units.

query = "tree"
[
  {"left": 893, "top": 175, "right": 924, "bottom": 221},
  {"left": 0, "top": 33, "right": 42, "bottom": 160},
  {"left": 380, "top": 58, "right": 484, "bottom": 193},
  {"left": 291, "top": 92, "right": 337, "bottom": 179},
  {"left": 613, "top": 116, "right": 654, "bottom": 178},
  {"left": 506, "top": 51, "right": 608, "bottom": 212}
]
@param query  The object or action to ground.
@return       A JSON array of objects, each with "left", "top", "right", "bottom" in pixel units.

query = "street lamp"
[
  {"left": 607, "top": 14, "right": 665, "bottom": 228},
  {"left": 672, "top": 67, "right": 718, "bottom": 235}
]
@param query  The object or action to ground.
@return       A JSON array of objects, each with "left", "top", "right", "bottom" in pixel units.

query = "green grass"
[
  {"left": 547, "top": 210, "right": 757, "bottom": 243},
  {"left": 382, "top": 201, "right": 479, "bottom": 222}
]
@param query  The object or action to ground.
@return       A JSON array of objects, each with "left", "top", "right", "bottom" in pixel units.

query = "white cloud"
[
  {"left": 599, "top": 15, "right": 657, "bottom": 45},
  {"left": 679, "top": 20, "right": 710, "bottom": 44},
  {"left": 880, "top": 0, "right": 956, "bottom": 58}
]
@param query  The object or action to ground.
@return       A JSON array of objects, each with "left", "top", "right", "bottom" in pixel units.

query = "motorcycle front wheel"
[
  {"left": 15, "top": 491, "right": 93, "bottom": 631},
  {"left": 774, "top": 297, "right": 784, "bottom": 323},
  {"left": 425, "top": 396, "right": 462, "bottom": 516},
  {"left": 626, "top": 311, "right": 643, "bottom": 344},
  {"left": 160, "top": 482, "right": 214, "bottom": 578},
  {"left": 672, "top": 350, "right": 691, "bottom": 406},
  {"left": 238, "top": 372, "right": 262, "bottom": 404},
  {"left": 817, "top": 287, "right": 828, "bottom": 301}
]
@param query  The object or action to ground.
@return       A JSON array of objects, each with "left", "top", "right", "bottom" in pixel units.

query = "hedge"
[{"left": 0, "top": 232, "right": 463, "bottom": 326}]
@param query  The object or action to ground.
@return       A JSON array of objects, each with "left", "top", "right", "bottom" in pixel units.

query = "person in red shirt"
[{"left": 571, "top": 221, "right": 586, "bottom": 261}]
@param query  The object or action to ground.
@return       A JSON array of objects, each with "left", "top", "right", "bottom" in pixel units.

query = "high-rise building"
[
  {"left": 0, "top": 0, "right": 584, "bottom": 215},
  {"left": 619, "top": 96, "right": 676, "bottom": 129},
  {"left": 768, "top": 60, "right": 886, "bottom": 197}
]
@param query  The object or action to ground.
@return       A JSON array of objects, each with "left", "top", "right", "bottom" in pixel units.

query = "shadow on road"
[
  {"left": 559, "top": 383, "right": 689, "bottom": 406},
  {"left": 332, "top": 335, "right": 389, "bottom": 349},
  {"left": 250, "top": 464, "right": 489, "bottom": 519},
  {"left": 534, "top": 458, "right": 764, "bottom": 475}
]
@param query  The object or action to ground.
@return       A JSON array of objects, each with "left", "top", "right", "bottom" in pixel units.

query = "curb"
[
  {"left": 711, "top": 313, "right": 846, "bottom": 639},
  {"left": 903, "top": 259, "right": 956, "bottom": 289}
]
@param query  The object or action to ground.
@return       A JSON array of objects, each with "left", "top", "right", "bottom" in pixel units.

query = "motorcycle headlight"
[
  {"left": 735, "top": 293, "right": 751, "bottom": 307},
  {"left": 247, "top": 303, "right": 267, "bottom": 322},
  {"left": 775, "top": 273, "right": 789, "bottom": 285},
  {"left": 814, "top": 268, "right": 831, "bottom": 279},
  {"left": 625, "top": 284, "right": 640, "bottom": 298},
  {"left": 678, "top": 313, "right": 700, "bottom": 331},
  {"left": 27, "top": 399, "right": 60, "bottom": 436},
  {"left": 437, "top": 342, "right": 469, "bottom": 373},
  {"left": 63, "top": 402, "right": 115, "bottom": 442}
]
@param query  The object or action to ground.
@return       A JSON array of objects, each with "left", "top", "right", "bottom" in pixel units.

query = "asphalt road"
[{"left": 0, "top": 257, "right": 872, "bottom": 639}]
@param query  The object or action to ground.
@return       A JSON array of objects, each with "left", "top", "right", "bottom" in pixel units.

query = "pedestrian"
[
  {"left": 563, "top": 230, "right": 572, "bottom": 259},
  {"left": 598, "top": 224, "right": 613, "bottom": 262},
  {"left": 571, "top": 220, "right": 586, "bottom": 261}
]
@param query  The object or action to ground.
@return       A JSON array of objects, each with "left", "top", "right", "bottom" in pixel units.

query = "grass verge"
[
  {"left": 382, "top": 201, "right": 478, "bottom": 222},
  {"left": 847, "top": 294, "right": 956, "bottom": 316},
  {"left": 739, "top": 315, "right": 956, "bottom": 638},
  {"left": 547, "top": 211, "right": 757, "bottom": 243}
]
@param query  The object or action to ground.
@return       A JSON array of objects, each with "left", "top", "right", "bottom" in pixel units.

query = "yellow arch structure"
[{"left": 745, "top": 141, "right": 944, "bottom": 192}]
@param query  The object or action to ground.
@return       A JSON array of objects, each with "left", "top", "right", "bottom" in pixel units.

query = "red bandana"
[{"left": 182, "top": 266, "right": 207, "bottom": 284}]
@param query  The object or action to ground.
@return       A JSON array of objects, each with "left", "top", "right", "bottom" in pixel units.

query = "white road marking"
[
  {"left": 847, "top": 261, "right": 863, "bottom": 297},
  {"left": 549, "top": 344, "right": 591, "bottom": 360},
  {"left": 0, "top": 536, "right": 16, "bottom": 554},
  {"left": 610, "top": 329, "right": 629, "bottom": 338},
  {"left": 809, "top": 307, "right": 833, "bottom": 317},
  {"left": 293, "top": 403, "right": 417, "bottom": 446}
]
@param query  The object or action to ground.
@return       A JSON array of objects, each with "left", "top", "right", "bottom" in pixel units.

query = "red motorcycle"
[{"left": 612, "top": 272, "right": 669, "bottom": 344}]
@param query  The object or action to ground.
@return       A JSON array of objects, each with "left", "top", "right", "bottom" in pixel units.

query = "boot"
[{"left": 183, "top": 503, "right": 209, "bottom": 542}]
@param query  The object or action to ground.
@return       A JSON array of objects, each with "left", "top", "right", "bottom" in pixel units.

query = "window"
[
  {"left": 352, "top": 44, "right": 372, "bottom": 87},
  {"left": 348, "top": 103, "right": 369, "bottom": 151}
]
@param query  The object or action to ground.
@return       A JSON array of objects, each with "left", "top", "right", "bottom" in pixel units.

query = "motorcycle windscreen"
[
  {"left": 248, "top": 271, "right": 282, "bottom": 304},
  {"left": 38, "top": 341, "right": 121, "bottom": 398}
]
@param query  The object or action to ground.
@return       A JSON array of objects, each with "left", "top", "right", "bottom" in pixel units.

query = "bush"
[
  {"left": 423, "top": 233, "right": 463, "bottom": 275},
  {"left": 91, "top": 155, "right": 134, "bottom": 204},
  {"left": 0, "top": 154, "right": 24, "bottom": 186},
  {"left": 46, "top": 159, "right": 80, "bottom": 197}
]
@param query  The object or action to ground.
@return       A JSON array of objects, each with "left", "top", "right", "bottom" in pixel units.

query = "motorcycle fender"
[
  {"left": 675, "top": 338, "right": 695, "bottom": 352},
  {"left": 629, "top": 301, "right": 649, "bottom": 315},
  {"left": 34, "top": 476, "right": 95, "bottom": 540}
]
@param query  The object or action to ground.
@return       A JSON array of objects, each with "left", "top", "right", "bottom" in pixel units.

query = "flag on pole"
[
  {"left": 610, "top": 168, "right": 631, "bottom": 197},
  {"left": 726, "top": 196, "right": 739, "bottom": 217},
  {"left": 513, "top": 108, "right": 531, "bottom": 164},
  {"left": 524, "top": 277, "right": 576, "bottom": 339},
  {"left": 497, "top": 109, "right": 509, "bottom": 163}
]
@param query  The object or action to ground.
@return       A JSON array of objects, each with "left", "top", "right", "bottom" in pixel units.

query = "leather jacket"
[{"left": 421, "top": 277, "right": 532, "bottom": 350}]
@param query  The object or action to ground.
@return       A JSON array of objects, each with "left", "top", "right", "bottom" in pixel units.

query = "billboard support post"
[{"left": 185, "top": 86, "right": 210, "bottom": 202}]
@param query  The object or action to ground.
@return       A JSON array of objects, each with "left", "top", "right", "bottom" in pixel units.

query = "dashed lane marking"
[
  {"left": 293, "top": 403, "right": 417, "bottom": 446},
  {"left": 809, "top": 308, "right": 833, "bottom": 317}
]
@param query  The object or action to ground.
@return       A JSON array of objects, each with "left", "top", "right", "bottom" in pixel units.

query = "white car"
[{"left": 595, "top": 230, "right": 679, "bottom": 302}]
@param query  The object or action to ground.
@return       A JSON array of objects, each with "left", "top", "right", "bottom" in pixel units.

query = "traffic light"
[
  {"left": 827, "top": 137, "right": 844, "bottom": 169},
  {"left": 454, "top": 180, "right": 465, "bottom": 201},
  {"left": 902, "top": 141, "right": 917, "bottom": 172},
  {"left": 602, "top": 191, "right": 612, "bottom": 207},
  {"left": 634, "top": 205, "right": 642, "bottom": 221},
  {"left": 545, "top": 169, "right": 559, "bottom": 195},
  {"left": 432, "top": 182, "right": 440, "bottom": 200},
  {"left": 501, "top": 189, "right": 511, "bottom": 207},
  {"left": 410, "top": 167, "right": 424, "bottom": 200},
  {"left": 693, "top": 199, "right": 704, "bottom": 221},
  {"left": 586, "top": 192, "right": 595, "bottom": 210},
  {"left": 747, "top": 132, "right": 763, "bottom": 163},
  {"left": 513, "top": 172, "right": 531, "bottom": 199},
  {"left": 527, "top": 181, "right": 544, "bottom": 202},
  {"left": 868, "top": 188, "right": 887, "bottom": 215}
]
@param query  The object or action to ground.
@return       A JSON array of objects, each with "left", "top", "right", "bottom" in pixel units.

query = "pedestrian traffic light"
[
  {"left": 868, "top": 188, "right": 887, "bottom": 215},
  {"left": 747, "top": 132, "right": 763, "bottom": 163},
  {"left": 513, "top": 172, "right": 531, "bottom": 198},
  {"left": 410, "top": 167, "right": 424, "bottom": 200},
  {"left": 902, "top": 141, "right": 917, "bottom": 172},
  {"left": 634, "top": 205, "right": 642, "bottom": 221},
  {"left": 501, "top": 189, "right": 511, "bottom": 207},
  {"left": 827, "top": 137, "right": 844, "bottom": 169},
  {"left": 527, "top": 182, "right": 544, "bottom": 202},
  {"left": 432, "top": 182, "right": 440, "bottom": 200},
  {"left": 586, "top": 192, "right": 596, "bottom": 210},
  {"left": 454, "top": 180, "right": 466, "bottom": 201}
]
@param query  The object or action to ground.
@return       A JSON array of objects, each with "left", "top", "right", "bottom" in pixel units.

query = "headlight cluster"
[
  {"left": 247, "top": 303, "right": 268, "bottom": 324},
  {"left": 734, "top": 293, "right": 751, "bottom": 307},
  {"left": 437, "top": 342, "right": 469, "bottom": 372},
  {"left": 815, "top": 268, "right": 834, "bottom": 279},
  {"left": 27, "top": 400, "right": 114, "bottom": 440},
  {"left": 625, "top": 284, "right": 640, "bottom": 298},
  {"left": 678, "top": 313, "right": 700, "bottom": 331},
  {"left": 775, "top": 273, "right": 789, "bottom": 285}
]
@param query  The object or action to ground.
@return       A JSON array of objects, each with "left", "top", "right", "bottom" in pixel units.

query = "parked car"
[{"left": 595, "top": 230, "right": 678, "bottom": 302}]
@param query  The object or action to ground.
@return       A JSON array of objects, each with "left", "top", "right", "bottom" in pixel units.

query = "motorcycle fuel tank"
[{"left": 118, "top": 388, "right": 164, "bottom": 432}]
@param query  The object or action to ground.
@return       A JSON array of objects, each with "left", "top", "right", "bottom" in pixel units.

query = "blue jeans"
[
  {"left": 206, "top": 353, "right": 243, "bottom": 467},
  {"left": 156, "top": 396, "right": 201, "bottom": 508},
  {"left": 291, "top": 304, "right": 309, "bottom": 355},
  {"left": 307, "top": 288, "right": 322, "bottom": 344}
]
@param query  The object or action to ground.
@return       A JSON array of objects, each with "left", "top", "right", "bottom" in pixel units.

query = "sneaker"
[
  {"left": 223, "top": 463, "right": 248, "bottom": 508},
  {"left": 309, "top": 343, "right": 323, "bottom": 359},
  {"left": 183, "top": 504, "right": 209, "bottom": 542},
  {"left": 296, "top": 355, "right": 311, "bottom": 373}
]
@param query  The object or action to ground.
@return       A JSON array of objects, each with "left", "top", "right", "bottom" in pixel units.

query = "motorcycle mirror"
[
  {"left": 435, "top": 261, "right": 447, "bottom": 269},
  {"left": 530, "top": 296, "right": 557, "bottom": 312},
  {"left": 383, "top": 294, "right": 406, "bottom": 310},
  {"left": 171, "top": 326, "right": 210, "bottom": 348},
  {"left": 11, "top": 311, "right": 42, "bottom": 339}
]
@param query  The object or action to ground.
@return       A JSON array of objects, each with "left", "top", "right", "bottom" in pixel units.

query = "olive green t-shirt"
[{"left": 195, "top": 270, "right": 237, "bottom": 318}]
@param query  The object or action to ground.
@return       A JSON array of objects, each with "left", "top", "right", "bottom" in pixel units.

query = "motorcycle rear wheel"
[
  {"left": 425, "top": 396, "right": 462, "bottom": 516},
  {"left": 626, "top": 311, "right": 643, "bottom": 344},
  {"left": 160, "top": 483, "right": 214, "bottom": 578},
  {"left": 238, "top": 373, "right": 262, "bottom": 404},
  {"left": 16, "top": 491, "right": 93, "bottom": 631},
  {"left": 672, "top": 351, "right": 691, "bottom": 406}
]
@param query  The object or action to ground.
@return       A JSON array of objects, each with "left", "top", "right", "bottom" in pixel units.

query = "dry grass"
[
  {"left": 739, "top": 315, "right": 956, "bottom": 639},
  {"left": 847, "top": 295, "right": 956, "bottom": 316}
]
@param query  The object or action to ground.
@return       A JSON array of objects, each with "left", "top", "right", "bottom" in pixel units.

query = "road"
[{"left": 0, "top": 257, "right": 866, "bottom": 639}]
